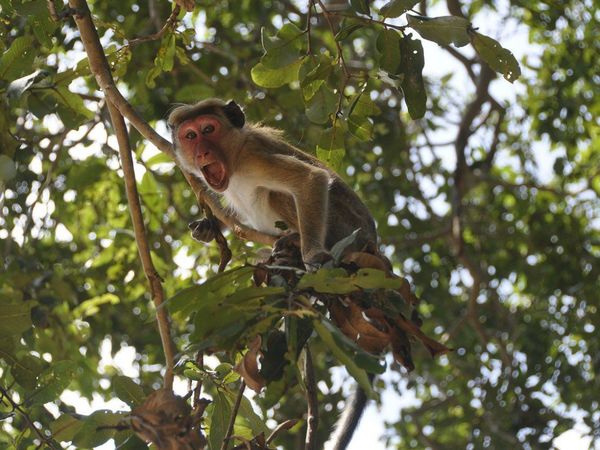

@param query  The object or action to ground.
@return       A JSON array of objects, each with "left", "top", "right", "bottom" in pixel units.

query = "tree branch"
[
  {"left": 304, "top": 346, "right": 319, "bottom": 450},
  {"left": 66, "top": 0, "right": 177, "bottom": 389}
]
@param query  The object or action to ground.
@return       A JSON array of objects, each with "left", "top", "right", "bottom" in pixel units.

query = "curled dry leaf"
[
  {"left": 130, "top": 388, "right": 206, "bottom": 450},
  {"left": 329, "top": 295, "right": 450, "bottom": 370},
  {"left": 330, "top": 298, "right": 389, "bottom": 354},
  {"left": 234, "top": 335, "right": 266, "bottom": 392}
]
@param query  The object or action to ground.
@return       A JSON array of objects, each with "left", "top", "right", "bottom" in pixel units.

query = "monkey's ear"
[{"left": 223, "top": 100, "right": 245, "bottom": 128}]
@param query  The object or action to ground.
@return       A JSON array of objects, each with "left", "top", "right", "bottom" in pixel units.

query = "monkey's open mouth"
[{"left": 201, "top": 162, "right": 228, "bottom": 191}]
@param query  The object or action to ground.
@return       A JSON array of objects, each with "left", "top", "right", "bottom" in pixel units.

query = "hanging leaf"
[
  {"left": 376, "top": 28, "right": 402, "bottom": 74},
  {"left": 399, "top": 35, "right": 427, "bottom": 119},
  {"left": 261, "top": 23, "right": 304, "bottom": 69},
  {"left": 407, "top": 14, "right": 471, "bottom": 48},
  {"left": 113, "top": 375, "right": 145, "bottom": 407},
  {"left": 380, "top": 0, "right": 420, "bottom": 18},
  {"left": 305, "top": 84, "right": 337, "bottom": 124},
  {"left": 0, "top": 303, "right": 32, "bottom": 337},
  {"left": 251, "top": 59, "right": 302, "bottom": 88},
  {"left": 350, "top": 0, "right": 370, "bottom": 16},
  {"left": 470, "top": 31, "right": 521, "bottom": 82}
]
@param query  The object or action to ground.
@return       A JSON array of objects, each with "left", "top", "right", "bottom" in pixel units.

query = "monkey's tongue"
[{"left": 202, "top": 162, "right": 226, "bottom": 189}]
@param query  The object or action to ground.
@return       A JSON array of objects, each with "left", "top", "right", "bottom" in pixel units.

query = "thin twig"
[
  {"left": 315, "top": 0, "right": 350, "bottom": 77},
  {"left": 306, "top": 0, "right": 314, "bottom": 54},
  {"left": 220, "top": 381, "right": 246, "bottom": 450},
  {"left": 193, "top": 351, "right": 204, "bottom": 409},
  {"left": 128, "top": 5, "right": 181, "bottom": 47},
  {"left": 0, "top": 386, "right": 59, "bottom": 449},
  {"left": 304, "top": 346, "right": 319, "bottom": 450}
]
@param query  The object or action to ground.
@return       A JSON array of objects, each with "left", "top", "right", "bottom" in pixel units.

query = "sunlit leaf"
[
  {"left": 380, "top": 0, "right": 420, "bottom": 17},
  {"left": 407, "top": 14, "right": 471, "bottom": 47},
  {"left": 470, "top": 31, "right": 521, "bottom": 82}
]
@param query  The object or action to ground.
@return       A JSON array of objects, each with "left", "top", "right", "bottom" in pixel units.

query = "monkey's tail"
[{"left": 328, "top": 386, "right": 368, "bottom": 450}]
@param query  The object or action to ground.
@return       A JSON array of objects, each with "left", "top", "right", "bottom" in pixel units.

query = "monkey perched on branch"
[
  {"left": 168, "top": 98, "right": 377, "bottom": 268},
  {"left": 168, "top": 98, "right": 383, "bottom": 449}
]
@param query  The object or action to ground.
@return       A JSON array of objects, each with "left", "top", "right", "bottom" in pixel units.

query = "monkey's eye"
[
  {"left": 202, "top": 124, "right": 215, "bottom": 135},
  {"left": 185, "top": 130, "right": 197, "bottom": 140}
]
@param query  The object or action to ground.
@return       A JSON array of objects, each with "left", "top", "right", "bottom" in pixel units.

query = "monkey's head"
[{"left": 168, "top": 99, "right": 246, "bottom": 192}]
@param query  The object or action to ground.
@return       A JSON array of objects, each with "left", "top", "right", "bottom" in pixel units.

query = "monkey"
[
  {"left": 168, "top": 98, "right": 376, "bottom": 448},
  {"left": 168, "top": 98, "right": 377, "bottom": 267}
]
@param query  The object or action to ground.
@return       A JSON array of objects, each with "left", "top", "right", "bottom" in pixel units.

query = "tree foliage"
[{"left": 0, "top": 0, "right": 598, "bottom": 449}]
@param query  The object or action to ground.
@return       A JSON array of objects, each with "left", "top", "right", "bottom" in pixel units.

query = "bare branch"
[
  {"left": 304, "top": 346, "right": 319, "bottom": 450},
  {"left": 67, "top": 0, "right": 178, "bottom": 389}
]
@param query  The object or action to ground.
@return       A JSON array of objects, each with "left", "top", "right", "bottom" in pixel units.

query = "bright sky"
[{"left": 18, "top": 1, "right": 592, "bottom": 449}]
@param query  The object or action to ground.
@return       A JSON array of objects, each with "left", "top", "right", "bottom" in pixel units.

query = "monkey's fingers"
[{"left": 189, "top": 218, "right": 217, "bottom": 242}]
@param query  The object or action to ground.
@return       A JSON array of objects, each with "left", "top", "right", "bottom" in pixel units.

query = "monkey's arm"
[{"left": 250, "top": 153, "right": 331, "bottom": 263}]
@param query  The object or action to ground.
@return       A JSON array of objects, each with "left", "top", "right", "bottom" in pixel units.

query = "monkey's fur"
[
  {"left": 168, "top": 99, "right": 376, "bottom": 448},
  {"left": 168, "top": 98, "right": 376, "bottom": 265}
]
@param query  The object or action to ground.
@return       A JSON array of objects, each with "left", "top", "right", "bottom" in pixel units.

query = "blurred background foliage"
[{"left": 0, "top": 0, "right": 598, "bottom": 449}]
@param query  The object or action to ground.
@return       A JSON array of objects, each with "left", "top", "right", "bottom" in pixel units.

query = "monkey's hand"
[
  {"left": 304, "top": 250, "right": 333, "bottom": 272},
  {"left": 188, "top": 218, "right": 218, "bottom": 242}
]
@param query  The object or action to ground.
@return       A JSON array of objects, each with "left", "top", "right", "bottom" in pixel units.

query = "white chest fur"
[{"left": 223, "top": 175, "right": 287, "bottom": 236}]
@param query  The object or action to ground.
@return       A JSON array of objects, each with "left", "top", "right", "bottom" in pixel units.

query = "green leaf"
[
  {"left": 207, "top": 390, "right": 232, "bottom": 450},
  {"left": 6, "top": 70, "right": 50, "bottom": 100},
  {"left": 347, "top": 114, "right": 373, "bottom": 140},
  {"left": 0, "top": 36, "right": 35, "bottom": 80},
  {"left": 298, "top": 268, "right": 357, "bottom": 294},
  {"left": 72, "top": 293, "right": 120, "bottom": 318},
  {"left": 330, "top": 229, "right": 361, "bottom": 262},
  {"left": 399, "top": 35, "right": 426, "bottom": 119},
  {"left": 313, "top": 320, "right": 376, "bottom": 395},
  {"left": 72, "top": 410, "right": 125, "bottom": 448},
  {"left": 51, "top": 414, "right": 83, "bottom": 443},
  {"left": 168, "top": 266, "right": 254, "bottom": 315},
  {"left": 11, "top": 354, "right": 45, "bottom": 390},
  {"left": 407, "top": 14, "right": 471, "bottom": 48},
  {"left": 145, "top": 152, "right": 174, "bottom": 167},
  {"left": 162, "top": 33, "right": 176, "bottom": 71},
  {"left": 352, "top": 269, "right": 404, "bottom": 289},
  {"left": 470, "top": 31, "right": 521, "bottom": 82},
  {"left": 380, "top": 0, "right": 420, "bottom": 18},
  {"left": 237, "top": 397, "right": 269, "bottom": 437},
  {"left": 316, "top": 146, "right": 345, "bottom": 172},
  {"left": 335, "top": 20, "right": 363, "bottom": 41},
  {"left": 0, "top": 303, "right": 32, "bottom": 337},
  {"left": 348, "top": 90, "right": 381, "bottom": 118},
  {"left": 52, "top": 86, "right": 95, "bottom": 127},
  {"left": 376, "top": 29, "right": 402, "bottom": 74},
  {"left": 0, "top": 154, "right": 17, "bottom": 183},
  {"left": 251, "top": 59, "right": 302, "bottom": 88},
  {"left": 350, "top": 0, "right": 370, "bottom": 15},
  {"left": 113, "top": 375, "right": 145, "bottom": 407},
  {"left": 26, "top": 360, "right": 77, "bottom": 406},
  {"left": 299, "top": 54, "right": 335, "bottom": 102},
  {"left": 305, "top": 85, "right": 337, "bottom": 124},
  {"left": 261, "top": 23, "right": 304, "bottom": 69}
]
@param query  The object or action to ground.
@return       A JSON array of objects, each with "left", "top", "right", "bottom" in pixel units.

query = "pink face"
[{"left": 177, "top": 115, "right": 229, "bottom": 191}]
